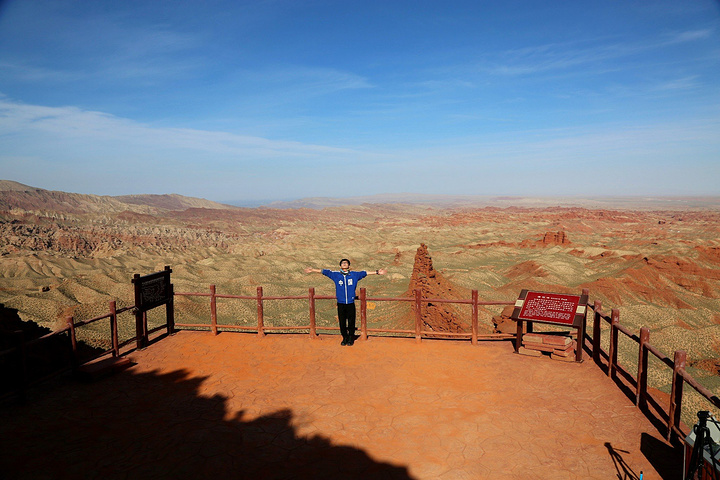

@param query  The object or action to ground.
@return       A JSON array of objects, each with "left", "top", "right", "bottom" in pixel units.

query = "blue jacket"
[{"left": 322, "top": 269, "right": 368, "bottom": 304}]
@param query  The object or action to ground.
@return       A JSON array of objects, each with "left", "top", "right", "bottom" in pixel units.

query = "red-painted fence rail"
[
  {"left": 175, "top": 284, "right": 720, "bottom": 443},
  {"left": 0, "top": 299, "right": 170, "bottom": 401},
  {"left": 584, "top": 300, "right": 720, "bottom": 442},
  {"left": 174, "top": 286, "right": 516, "bottom": 344},
  {"left": 3, "top": 276, "right": 719, "bottom": 446}
]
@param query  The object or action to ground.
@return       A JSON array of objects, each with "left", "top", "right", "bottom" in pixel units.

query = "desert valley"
[{"left": 2, "top": 179, "right": 720, "bottom": 411}]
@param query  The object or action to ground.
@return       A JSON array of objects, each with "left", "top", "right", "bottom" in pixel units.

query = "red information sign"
[{"left": 518, "top": 291, "right": 581, "bottom": 326}]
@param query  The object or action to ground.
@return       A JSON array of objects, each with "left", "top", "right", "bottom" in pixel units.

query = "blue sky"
[{"left": 0, "top": 0, "right": 719, "bottom": 204}]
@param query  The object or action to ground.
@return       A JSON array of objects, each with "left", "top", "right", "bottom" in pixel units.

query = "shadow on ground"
[
  {"left": 0, "top": 366, "right": 413, "bottom": 479},
  {"left": 1, "top": 303, "right": 118, "bottom": 398}
]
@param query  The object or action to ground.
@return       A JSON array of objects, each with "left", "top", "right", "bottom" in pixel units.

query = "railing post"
[
  {"left": 414, "top": 288, "right": 422, "bottom": 344},
  {"left": 308, "top": 288, "right": 317, "bottom": 339},
  {"left": 360, "top": 288, "right": 368, "bottom": 341},
  {"left": 133, "top": 273, "right": 147, "bottom": 349},
  {"left": 471, "top": 290, "right": 478, "bottom": 346},
  {"left": 109, "top": 300, "right": 119, "bottom": 357},
  {"left": 257, "top": 286, "right": 265, "bottom": 337},
  {"left": 210, "top": 285, "right": 218, "bottom": 335},
  {"left": 66, "top": 316, "right": 78, "bottom": 372},
  {"left": 636, "top": 327, "right": 650, "bottom": 408},
  {"left": 143, "top": 311, "right": 148, "bottom": 342},
  {"left": 592, "top": 300, "right": 602, "bottom": 365},
  {"left": 608, "top": 309, "right": 619, "bottom": 378},
  {"left": 167, "top": 282, "right": 175, "bottom": 335},
  {"left": 581, "top": 288, "right": 590, "bottom": 353},
  {"left": 667, "top": 350, "right": 687, "bottom": 442},
  {"left": 14, "top": 330, "right": 27, "bottom": 402}
]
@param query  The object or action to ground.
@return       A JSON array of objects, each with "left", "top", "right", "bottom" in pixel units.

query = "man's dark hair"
[{"left": 339, "top": 258, "right": 351, "bottom": 266}]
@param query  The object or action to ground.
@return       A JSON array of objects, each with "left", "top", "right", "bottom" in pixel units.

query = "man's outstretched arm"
[
  {"left": 366, "top": 269, "right": 387, "bottom": 275},
  {"left": 304, "top": 267, "right": 322, "bottom": 274}
]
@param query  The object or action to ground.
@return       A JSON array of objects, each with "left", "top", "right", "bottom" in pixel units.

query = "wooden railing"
[
  {"left": 4, "top": 278, "right": 719, "bottom": 446},
  {"left": 1, "top": 301, "right": 141, "bottom": 400},
  {"left": 174, "top": 286, "right": 516, "bottom": 344},
  {"left": 586, "top": 300, "right": 720, "bottom": 442},
  {"left": 175, "top": 284, "right": 720, "bottom": 443},
  {"left": 0, "top": 326, "right": 71, "bottom": 401}
]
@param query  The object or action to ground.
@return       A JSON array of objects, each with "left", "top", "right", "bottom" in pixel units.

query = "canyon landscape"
[{"left": 2, "top": 179, "right": 720, "bottom": 405}]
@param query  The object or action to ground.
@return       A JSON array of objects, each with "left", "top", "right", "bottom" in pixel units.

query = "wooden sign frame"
[
  {"left": 511, "top": 289, "right": 588, "bottom": 362},
  {"left": 133, "top": 267, "right": 172, "bottom": 312},
  {"left": 131, "top": 266, "right": 174, "bottom": 349}
]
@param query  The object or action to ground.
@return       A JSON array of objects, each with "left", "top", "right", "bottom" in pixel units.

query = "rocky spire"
[{"left": 405, "top": 243, "right": 467, "bottom": 334}]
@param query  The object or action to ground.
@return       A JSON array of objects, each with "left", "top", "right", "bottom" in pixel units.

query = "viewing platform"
[{"left": 0, "top": 330, "right": 680, "bottom": 479}]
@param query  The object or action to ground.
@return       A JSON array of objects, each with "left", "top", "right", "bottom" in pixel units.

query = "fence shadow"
[
  {"left": 0, "top": 303, "right": 105, "bottom": 397},
  {"left": 640, "top": 432, "right": 684, "bottom": 480},
  {"left": 0, "top": 366, "right": 414, "bottom": 479}
]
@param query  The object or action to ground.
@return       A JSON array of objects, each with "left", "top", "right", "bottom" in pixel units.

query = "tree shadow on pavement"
[{"left": 0, "top": 367, "right": 414, "bottom": 479}]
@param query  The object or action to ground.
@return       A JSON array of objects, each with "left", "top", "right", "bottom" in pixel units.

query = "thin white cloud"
[
  {"left": 0, "top": 97, "right": 355, "bottom": 160},
  {"left": 237, "top": 65, "right": 373, "bottom": 95},
  {"left": 666, "top": 29, "right": 713, "bottom": 44},
  {"left": 0, "top": 62, "right": 82, "bottom": 82},
  {"left": 1, "top": 96, "right": 718, "bottom": 199},
  {"left": 652, "top": 76, "right": 700, "bottom": 92},
  {"left": 482, "top": 28, "right": 716, "bottom": 77}
]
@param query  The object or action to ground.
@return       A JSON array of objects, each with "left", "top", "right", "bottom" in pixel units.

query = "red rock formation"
[
  {"left": 579, "top": 253, "right": 720, "bottom": 308},
  {"left": 405, "top": 244, "right": 468, "bottom": 334},
  {"left": 492, "top": 305, "right": 517, "bottom": 334},
  {"left": 505, "top": 261, "right": 548, "bottom": 279},
  {"left": 541, "top": 231, "right": 570, "bottom": 245},
  {"left": 466, "top": 231, "right": 570, "bottom": 249}
]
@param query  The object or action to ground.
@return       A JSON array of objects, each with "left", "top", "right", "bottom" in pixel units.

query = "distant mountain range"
[
  {"left": 266, "top": 193, "right": 720, "bottom": 210},
  {"left": 0, "top": 180, "right": 235, "bottom": 214},
  {"left": 2, "top": 180, "right": 719, "bottom": 212}
]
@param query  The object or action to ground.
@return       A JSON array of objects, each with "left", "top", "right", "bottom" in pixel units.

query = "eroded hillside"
[{"left": 2, "top": 186, "right": 720, "bottom": 398}]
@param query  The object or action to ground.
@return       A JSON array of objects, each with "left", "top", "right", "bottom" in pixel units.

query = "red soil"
[
  {"left": 505, "top": 260, "right": 548, "bottom": 279},
  {"left": 580, "top": 254, "right": 720, "bottom": 307}
]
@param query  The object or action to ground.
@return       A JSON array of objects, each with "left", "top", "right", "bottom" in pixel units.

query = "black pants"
[{"left": 337, "top": 302, "right": 356, "bottom": 339}]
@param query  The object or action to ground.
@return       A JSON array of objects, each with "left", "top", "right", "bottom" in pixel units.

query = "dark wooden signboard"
[
  {"left": 512, "top": 289, "right": 588, "bottom": 362},
  {"left": 131, "top": 266, "right": 174, "bottom": 349},
  {"left": 132, "top": 268, "right": 172, "bottom": 312}
]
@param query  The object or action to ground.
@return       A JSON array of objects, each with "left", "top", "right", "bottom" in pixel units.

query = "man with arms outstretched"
[{"left": 305, "top": 259, "right": 386, "bottom": 346}]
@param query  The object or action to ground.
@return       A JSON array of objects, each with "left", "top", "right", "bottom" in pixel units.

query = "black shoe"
[
  {"left": 347, "top": 335, "right": 355, "bottom": 346},
  {"left": 341, "top": 336, "right": 348, "bottom": 346}
]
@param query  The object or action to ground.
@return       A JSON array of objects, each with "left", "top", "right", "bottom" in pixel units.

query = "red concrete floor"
[{"left": 0, "top": 332, "right": 682, "bottom": 479}]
